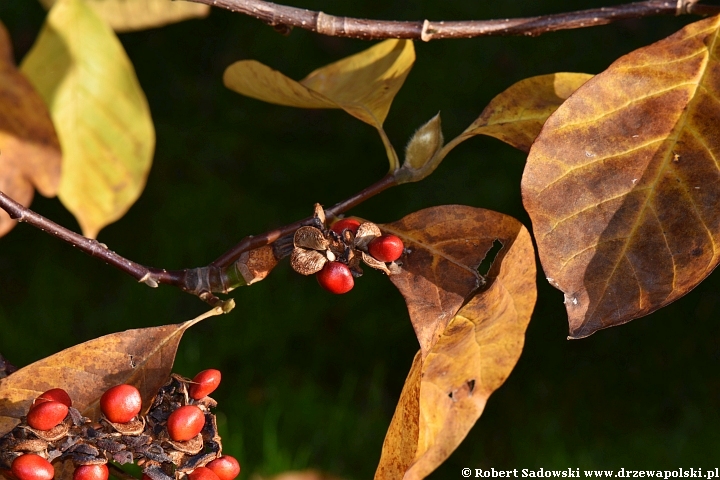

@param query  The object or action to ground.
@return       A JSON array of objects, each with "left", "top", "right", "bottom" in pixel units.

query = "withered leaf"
[
  {"left": 382, "top": 206, "right": 521, "bottom": 357},
  {"left": 0, "top": 307, "right": 224, "bottom": 436},
  {"left": 375, "top": 215, "right": 536, "bottom": 480},
  {"left": 0, "top": 21, "right": 61, "bottom": 238},
  {"left": 522, "top": 15, "right": 720, "bottom": 338}
]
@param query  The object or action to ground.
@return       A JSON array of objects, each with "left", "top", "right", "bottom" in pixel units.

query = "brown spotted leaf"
[
  {"left": 382, "top": 206, "right": 523, "bottom": 357},
  {"left": 0, "top": 307, "right": 225, "bottom": 436},
  {"left": 522, "top": 15, "right": 720, "bottom": 338},
  {"left": 375, "top": 215, "right": 536, "bottom": 480},
  {"left": 0, "top": 21, "right": 61, "bottom": 237},
  {"left": 394, "top": 73, "right": 591, "bottom": 185}
]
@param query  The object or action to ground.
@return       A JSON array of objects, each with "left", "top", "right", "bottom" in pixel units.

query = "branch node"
[
  {"left": 421, "top": 19, "right": 433, "bottom": 42},
  {"left": 316, "top": 11, "right": 337, "bottom": 36}
]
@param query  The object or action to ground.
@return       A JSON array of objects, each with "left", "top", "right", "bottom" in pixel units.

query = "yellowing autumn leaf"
[
  {"left": 523, "top": 16, "right": 720, "bottom": 338},
  {"left": 0, "top": 22, "right": 61, "bottom": 238},
  {"left": 38, "top": 0, "right": 210, "bottom": 32},
  {"left": 376, "top": 208, "right": 536, "bottom": 480},
  {"left": 223, "top": 39, "right": 415, "bottom": 171},
  {"left": 21, "top": 0, "right": 155, "bottom": 238}
]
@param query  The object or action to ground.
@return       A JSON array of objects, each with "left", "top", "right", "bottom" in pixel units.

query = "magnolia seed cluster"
[{"left": 0, "top": 370, "right": 240, "bottom": 480}]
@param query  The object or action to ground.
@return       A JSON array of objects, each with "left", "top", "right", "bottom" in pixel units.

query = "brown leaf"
[
  {"left": 382, "top": 206, "right": 519, "bottom": 357},
  {"left": 375, "top": 214, "right": 536, "bottom": 480},
  {"left": 0, "top": 20, "right": 61, "bottom": 237},
  {"left": 0, "top": 307, "right": 225, "bottom": 437},
  {"left": 522, "top": 16, "right": 720, "bottom": 338}
]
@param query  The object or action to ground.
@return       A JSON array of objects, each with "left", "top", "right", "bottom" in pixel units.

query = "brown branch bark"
[
  {"left": 0, "top": 174, "right": 396, "bottom": 306},
  {"left": 186, "top": 0, "right": 719, "bottom": 41}
]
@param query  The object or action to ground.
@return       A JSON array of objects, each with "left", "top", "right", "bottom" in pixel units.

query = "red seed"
[
  {"left": 34, "top": 388, "right": 72, "bottom": 408},
  {"left": 368, "top": 234, "right": 404, "bottom": 262},
  {"left": 316, "top": 262, "right": 354, "bottom": 294},
  {"left": 73, "top": 464, "right": 109, "bottom": 480},
  {"left": 167, "top": 405, "right": 205, "bottom": 442},
  {"left": 330, "top": 218, "right": 361, "bottom": 235},
  {"left": 27, "top": 401, "right": 68, "bottom": 430},
  {"left": 100, "top": 384, "right": 142, "bottom": 423},
  {"left": 189, "top": 369, "right": 221, "bottom": 400},
  {"left": 188, "top": 467, "right": 220, "bottom": 480},
  {"left": 11, "top": 454, "right": 54, "bottom": 480},
  {"left": 206, "top": 456, "right": 241, "bottom": 480}
]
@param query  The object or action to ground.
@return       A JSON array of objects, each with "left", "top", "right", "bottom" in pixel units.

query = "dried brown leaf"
[
  {"left": 0, "top": 308, "right": 224, "bottom": 437},
  {"left": 0, "top": 21, "right": 61, "bottom": 237},
  {"left": 522, "top": 16, "right": 720, "bottom": 337},
  {"left": 381, "top": 206, "right": 511, "bottom": 357},
  {"left": 375, "top": 215, "right": 536, "bottom": 480}
]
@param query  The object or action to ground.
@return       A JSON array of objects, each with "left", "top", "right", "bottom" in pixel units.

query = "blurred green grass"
[{"left": 1, "top": 1, "right": 720, "bottom": 478}]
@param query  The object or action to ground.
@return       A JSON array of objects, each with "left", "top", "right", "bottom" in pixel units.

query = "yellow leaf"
[
  {"left": 522, "top": 16, "right": 720, "bottom": 337},
  {"left": 0, "top": 21, "right": 61, "bottom": 237},
  {"left": 38, "top": 0, "right": 210, "bottom": 32},
  {"left": 223, "top": 40, "right": 414, "bottom": 171},
  {"left": 376, "top": 209, "right": 536, "bottom": 480},
  {"left": 21, "top": 0, "right": 155, "bottom": 238}
]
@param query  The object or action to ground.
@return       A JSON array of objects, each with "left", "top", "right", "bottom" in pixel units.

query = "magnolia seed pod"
[
  {"left": 290, "top": 248, "right": 327, "bottom": 275},
  {"left": 293, "top": 226, "right": 328, "bottom": 250},
  {"left": 354, "top": 222, "right": 381, "bottom": 249}
]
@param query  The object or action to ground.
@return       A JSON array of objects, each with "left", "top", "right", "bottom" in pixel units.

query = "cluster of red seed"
[
  {"left": 320, "top": 219, "right": 405, "bottom": 294},
  {"left": 5, "top": 369, "right": 239, "bottom": 480}
]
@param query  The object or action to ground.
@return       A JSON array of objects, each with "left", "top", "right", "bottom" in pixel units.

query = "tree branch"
[
  {"left": 0, "top": 174, "right": 396, "bottom": 306},
  {"left": 186, "top": 0, "right": 719, "bottom": 41}
]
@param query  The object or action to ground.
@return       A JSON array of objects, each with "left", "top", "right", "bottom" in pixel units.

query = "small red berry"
[
  {"left": 11, "top": 454, "right": 54, "bottom": 480},
  {"left": 34, "top": 388, "right": 72, "bottom": 408},
  {"left": 100, "top": 384, "right": 142, "bottom": 423},
  {"left": 73, "top": 464, "right": 108, "bottom": 480},
  {"left": 167, "top": 405, "right": 205, "bottom": 441},
  {"left": 27, "top": 400, "right": 68, "bottom": 430},
  {"left": 206, "top": 456, "right": 241, "bottom": 480},
  {"left": 189, "top": 369, "right": 221, "bottom": 400},
  {"left": 316, "top": 262, "right": 354, "bottom": 294},
  {"left": 368, "top": 234, "right": 404, "bottom": 262},
  {"left": 330, "top": 218, "right": 361, "bottom": 235},
  {"left": 189, "top": 467, "right": 220, "bottom": 480}
]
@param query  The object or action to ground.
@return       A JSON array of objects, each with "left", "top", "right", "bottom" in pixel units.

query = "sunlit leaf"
[
  {"left": 394, "top": 73, "right": 591, "bottom": 185},
  {"left": 382, "top": 206, "right": 502, "bottom": 357},
  {"left": 38, "top": 0, "right": 210, "bottom": 31},
  {"left": 522, "top": 16, "right": 720, "bottom": 338},
  {"left": 0, "top": 21, "right": 61, "bottom": 237},
  {"left": 21, "top": 0, "right": 155, "bottom": 239},
  {"left": 223, "top": 39, "right": 414, "bottom": 171},
  {"left": 0, "top": 307, "right": 225, "bottom": 437},
  {"left": 376, "top": 212, "right": 536, "bottom": 480}
]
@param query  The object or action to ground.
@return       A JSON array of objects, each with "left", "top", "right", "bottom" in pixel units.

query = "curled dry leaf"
[
  {"left": 0, "top": 21, "right": 61, "bottom": 238},
  {"left": 381, "top": 206, "right": 521, "bottom": 357},
  {"left": 522, "top": 16, "right": 720, "bottom": 338},
  {"left": 223, "top": 39, "right": 415, "bottom": 171},
  {"left": 375, "top": 214, "right": 536, "bottom": 480},
  {"left": 38, "top": 0, "right": 210, "bottom": 32},
  {"left": 21, "top": 0, "right": 155, "bottom": 239},
  {"left": 0, "top": 307, "right": 225, "bottom": 437}
]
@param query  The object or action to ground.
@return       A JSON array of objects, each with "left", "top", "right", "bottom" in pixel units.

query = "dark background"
[{"left": 2, "top": 1, "right": 720, "bottom": 478}]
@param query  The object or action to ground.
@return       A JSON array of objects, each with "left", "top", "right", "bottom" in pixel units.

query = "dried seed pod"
[
  {"left": 103, "top": 416, "right": 145, "bottom": 436},
  {"left": 176, "top": 453, "right": 218, "bottom": 473},
  {"left": 11, "top": 440, "right": 49, "bottom": 453},
  {"left": 25, "top": 417, "right": 71, "bottom": 442},
  {"left": 165, "top": 433, "right": 204, "bottom": 455},
  {"left": 70, "top": 453, "right": 107, "bottom": 466},
  {"left": 354, "top": 222, "right": 382, "bottom": 249},
  {"left": 361, "top": 252, "right": 392, "bottom": 275},
  {"left": 313, "top": 203, "right": 326, "bottom": 226},
  {"left": 293, "top": 226, "right": 328, "bottom": 250},
  {"left": 143, "top": 465, "right": 174, "bottom": 480},
  {"left": 290, "top": 248, "right": 327, "bottom": 275}
]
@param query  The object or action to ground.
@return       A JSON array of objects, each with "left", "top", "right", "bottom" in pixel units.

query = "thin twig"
[
  {"left": 0, "top": 174, "right": 396, "bottom": 304},
  {"left": 186, "top": 0, "right": 719, "bottom": 41}
]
